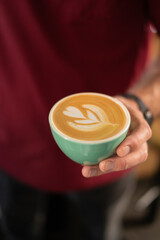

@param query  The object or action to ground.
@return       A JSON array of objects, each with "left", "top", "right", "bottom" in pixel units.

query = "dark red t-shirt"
[{"left": 0, "top": 0, "right": 160, "bottom": 192}]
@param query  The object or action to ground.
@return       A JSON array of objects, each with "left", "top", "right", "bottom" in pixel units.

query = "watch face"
[
  {"left": 145, "top": 110, "right": 153, "bottom": 126},
  {"left": 145, "top": 110, "right": 152, "bottom": 118}
]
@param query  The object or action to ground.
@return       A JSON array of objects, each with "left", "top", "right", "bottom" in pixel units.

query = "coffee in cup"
[
  {"left": 52, "top": 93, "right": 127, "bottom": 141},
  {"left": 49, "top": 93, "right": 130, "bottom": 165}
]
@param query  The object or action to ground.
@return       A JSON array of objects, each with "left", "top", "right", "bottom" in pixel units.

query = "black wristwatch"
[{"left": 122, "top": 93, "right": 153, "bottom": 126}]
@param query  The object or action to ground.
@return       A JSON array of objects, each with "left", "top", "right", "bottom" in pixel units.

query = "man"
[{"left": 0, "top": 1, "right": 160, "bottom": 240}]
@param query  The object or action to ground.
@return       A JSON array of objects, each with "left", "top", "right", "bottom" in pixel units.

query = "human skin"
[{"left": 82, "top": 47, "right": 160, "bottom": 178}]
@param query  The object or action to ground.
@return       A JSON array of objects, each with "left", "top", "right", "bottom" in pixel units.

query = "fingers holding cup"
[{"left": 49, "top": 93, "right": 131, "bottom": 166}]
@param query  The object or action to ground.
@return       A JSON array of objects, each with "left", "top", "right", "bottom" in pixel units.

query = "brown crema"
[{"left": 52, "top": 93, "right": 127, "bottom": 141}]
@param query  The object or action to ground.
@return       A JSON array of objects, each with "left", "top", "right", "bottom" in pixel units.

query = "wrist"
[{"left": 121, "top": 93, "right": 154, "bottom": 126}]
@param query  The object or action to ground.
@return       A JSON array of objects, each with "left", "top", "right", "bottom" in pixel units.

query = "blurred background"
[
  {"left": 0, "top": 26, "right": 159, "bottom": 240},
  {"left": 123, "top": 28, "right": 160, "bottom": 240}
]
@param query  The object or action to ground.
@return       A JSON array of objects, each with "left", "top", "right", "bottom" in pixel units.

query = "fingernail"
[
  {"left": 122, "top": 146, "right": 130, "bottom": 156},
  {"left": 102, "top": 161, "right": 114, "bottom": 172},
  {"left": 89, "top": 168, "right": 97, "bottom": 177},
  {"left": 118, "top": 146, "right": 130, "bottom": 157}
]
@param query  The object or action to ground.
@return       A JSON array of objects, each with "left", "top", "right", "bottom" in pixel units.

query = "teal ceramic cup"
[{"left": 49, "top": 93, "right": 131, "bottom": 165}]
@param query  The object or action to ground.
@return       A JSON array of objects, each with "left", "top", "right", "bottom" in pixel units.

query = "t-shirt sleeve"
[{"left": 147, "top": 0, "right": 160, "bottom": 34}]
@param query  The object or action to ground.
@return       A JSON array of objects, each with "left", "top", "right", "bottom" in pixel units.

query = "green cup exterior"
[
  {"left": 49, "top": 123, "right": 129, "bottom": 165},
  {"left": 49, "top": 93, "right": 131, "bottom": 165}
]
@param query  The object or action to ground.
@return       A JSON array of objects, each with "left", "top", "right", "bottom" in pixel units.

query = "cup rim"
[{"left": 49, "top": 92, "right": 131, "bottom": 144}]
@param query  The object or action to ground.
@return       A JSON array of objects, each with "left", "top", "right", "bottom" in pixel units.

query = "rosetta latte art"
[
  {"left": 52, "top": 93, "right": 127, "bottom": 140},
  {"left": 63, "top": 104, "right": 119, "bottom": 132}
]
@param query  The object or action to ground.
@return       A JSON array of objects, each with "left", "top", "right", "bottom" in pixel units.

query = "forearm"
[{"left": 128, "top": 54, "right": 160, "bottom": 118}]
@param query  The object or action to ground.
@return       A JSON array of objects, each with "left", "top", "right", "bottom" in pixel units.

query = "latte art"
[
  {"left": 63, "top": 105, "right": 119, "bottom": 133},
  {"left": 52, "top": 93, "right": 127, "bottom": 141}
]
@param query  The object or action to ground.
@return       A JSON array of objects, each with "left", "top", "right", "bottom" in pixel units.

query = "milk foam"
[{"left": 63, "top": 104, "right": 118, "bottom": 132}]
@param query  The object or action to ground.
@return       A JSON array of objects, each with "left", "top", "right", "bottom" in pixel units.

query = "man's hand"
[{"left": 82, "top": 96, "right": 152, "bottom": 178}]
